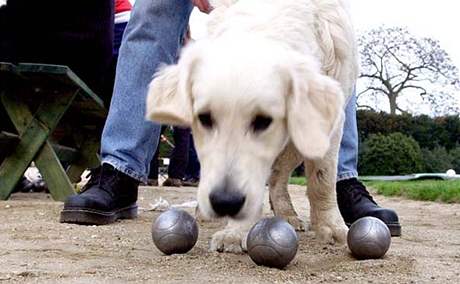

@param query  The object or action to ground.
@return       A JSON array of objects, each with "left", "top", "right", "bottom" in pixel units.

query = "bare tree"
[{"left": 357, "top": 26, "right": 460, "bottom": 115}]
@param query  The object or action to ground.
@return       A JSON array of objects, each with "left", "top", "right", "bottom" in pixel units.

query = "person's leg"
[
  {"left": 61, "top": 0, "right": 193, "bottom": 225},
  {"left": 101, "top": 0, "right": 193, "bottom": 182},
  {"left": 337, "top": 94, "right": 359, "bottom": 182},
  {"left": 336, "top": 91, "right": 401, "bottom": 236},
  {"left": 113, "top": 22, "right": 128, "bottom": 58},
  {"left": 147, "top": 144, "right": 160, "bottom": 186},
  {"left": 163, "top": 127, "right": 191, "bottom": 186},
  {"left": 187, "top": 134, "right": 201, "bottom": 179},
  {"left": 100, "top": 21, "right": 129, "bottom": 107},
  {"left": 183, "top": 133, "right": 200, "bottom": 186},
  {"left": 147, "top": 126, "right": 167, "bottom": 186}
]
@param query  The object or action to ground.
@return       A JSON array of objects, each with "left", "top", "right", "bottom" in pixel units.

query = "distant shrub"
[
  {"left": 357, "top": 110, "right": 460, "bottom": 151},
  {"left": 359, "top": 132, "right": 424, "bottom": 175},
  {"left": 449, "top": 146, "right": 460, "bottom": 173},
  {"left": 421, "top": 146, "right": 454, "bottom": 173}
]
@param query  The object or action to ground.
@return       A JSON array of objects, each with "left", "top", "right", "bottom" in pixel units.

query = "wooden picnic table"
[{"left": 0, "top": 62, "right": 107, "bottom": 201}]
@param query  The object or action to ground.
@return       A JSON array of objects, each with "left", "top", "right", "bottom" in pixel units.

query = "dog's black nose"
[{"left": 209, "top": 188, "right": 246, "bottom": 217}]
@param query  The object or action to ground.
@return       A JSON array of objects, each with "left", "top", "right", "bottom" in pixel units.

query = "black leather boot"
[
  {"left": 60, "top": 163, "right": 139, "bottom": 225},
  {"left": 336, "top": 178, "right": 401, "bottom": 236}
]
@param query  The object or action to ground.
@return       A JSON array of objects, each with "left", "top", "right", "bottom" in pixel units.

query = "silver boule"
[
  {"left": 246, "top": 217, "right": 298, "bottom": 269},
  {"left": 151, "top": 208, "right": 198, "bottom": 255},
  {"left": 347, "top": 216, "right": 391, "bottom": 259}
]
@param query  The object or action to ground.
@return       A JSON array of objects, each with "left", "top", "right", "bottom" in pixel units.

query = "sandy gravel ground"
[{"left": 0, "top": 185, "right": 459, "bottom": 283}]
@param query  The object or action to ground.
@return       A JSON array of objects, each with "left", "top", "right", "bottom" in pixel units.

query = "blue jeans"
[
  {"left": 100, "top": 0, "right": 193, "bottom": 182},
  {"left": 100, "top": 0, "right": 358, "bottom": 183},
  {"left": 337, "top": 93, "right": 358, "bottom": 181}
]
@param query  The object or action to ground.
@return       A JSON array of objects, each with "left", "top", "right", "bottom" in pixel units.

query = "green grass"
[
  {"left": 365, "top": 180, "right": 460, "bottom": 203},
  {"left": 289, "top": 176, "right": 460, "bottom": 203},
  {"left": 289, "top": 176, "right": 307, "bottom": 186}
]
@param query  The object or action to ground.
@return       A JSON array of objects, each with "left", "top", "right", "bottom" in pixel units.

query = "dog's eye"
[
  {"left": 251, "top": 115, "right": 272, "bottom": 133},
  {"left": 198, "top": 112, "right": 214, "bottom": 129}
]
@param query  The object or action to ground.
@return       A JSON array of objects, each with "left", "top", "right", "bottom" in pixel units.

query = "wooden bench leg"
[
  {"left": 35, "top": 141, "right": 75, "bottom": 201},
  {"left": 0, "top": 91, "right": 77, "bottom": 200}
]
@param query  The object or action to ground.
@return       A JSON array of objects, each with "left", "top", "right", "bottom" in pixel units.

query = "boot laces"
[
  {"left": 80, "top": 165, "right": 118, "bottom": 197},
  {"left": 343, "top": 180, "right": 377, "bottom": 205}
]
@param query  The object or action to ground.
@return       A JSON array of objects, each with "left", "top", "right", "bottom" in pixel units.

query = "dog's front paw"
[
  {"left": 209, "top": 229, "right": 246, "bottom": 253},
  {"left": 283, "top": 215, "right": 307, "bottom": 232},
  {"left": 311, "top": 209, "right": 348, "bottom": 244},
  {"left": 315, "top": 221, "right": 348, "bottom": 245},
  {"left": 194, "top": 206, "right": 210, "bottom": 223}
]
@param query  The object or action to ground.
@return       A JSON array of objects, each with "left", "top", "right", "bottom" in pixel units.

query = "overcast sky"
[
  {"left": 349, "top": 0, "right": 460, "bottom": 114},
  {"left": 349, "top": 0, "right": 460, "bottom": 69}
]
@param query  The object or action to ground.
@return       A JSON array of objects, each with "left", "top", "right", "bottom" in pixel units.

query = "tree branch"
[
  {"left": 402, "top": 85, "right": 428, "bottom": 96},
  {"left": 396, "top": 105, "right": 410, "bottom": 115},
  {"left": 360, "top": 86, "right": 390, "bottom": 96}
]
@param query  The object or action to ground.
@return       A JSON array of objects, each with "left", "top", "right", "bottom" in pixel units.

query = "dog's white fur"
[{"left": 147, "top": 0, "right": 358, "bottom": 253}]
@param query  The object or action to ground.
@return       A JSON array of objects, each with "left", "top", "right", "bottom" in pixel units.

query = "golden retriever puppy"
[{"left": 147, "top": 0, "right": 358, "bottom": 253}]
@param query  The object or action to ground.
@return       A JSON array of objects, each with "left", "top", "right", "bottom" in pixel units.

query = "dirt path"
[{"left": 0, "top": 185, "right": 459, "bottom": 283}]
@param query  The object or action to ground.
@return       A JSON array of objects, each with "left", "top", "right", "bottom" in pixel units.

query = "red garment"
[{"left": 115, "top": 0, "right": 132, "bottom": 13}]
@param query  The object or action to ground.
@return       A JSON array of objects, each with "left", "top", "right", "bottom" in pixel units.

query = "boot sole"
[
  {"left": 346, "top": 221, "right": 401, "bottom": 237},
  {"left": 60, "top": 204, "right": 138, "bottom": 225}
]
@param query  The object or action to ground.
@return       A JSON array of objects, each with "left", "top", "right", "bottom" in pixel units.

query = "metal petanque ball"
[
  {"left": 151, "top": 208, "right": 198, "bottom": 255},
  {"left": 246, "top": 217, "right": 298, "bottom": 269},
  {"left": 347, "top": 216, "right": 391, "bottom": 260}
]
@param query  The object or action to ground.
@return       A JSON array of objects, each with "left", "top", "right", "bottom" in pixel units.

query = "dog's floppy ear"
[
  {"left": 285, "top": 54, "right": 345, "bottom": 160},
  {"left": 146, "top": 45, "right": 200, "bottom": 126}
]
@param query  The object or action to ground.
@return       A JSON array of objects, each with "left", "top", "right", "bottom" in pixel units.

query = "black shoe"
[
  {"left": 13, "top": 177, "right": 34, "bottom": 193},
  {"left": 144, "top": 178, "right": 159, "bottom": 186},
  {"left": 162, "top": 178, "right": 182, "bottom": 187},
  {"left": 60, "top": 164, "right": 139, "bottom": 225},
  {"left": 336, "top": 178, "right": 401, "bottom": 237},
  {"left": 182, "top": 177, "right": 199, "bottom": 187}
]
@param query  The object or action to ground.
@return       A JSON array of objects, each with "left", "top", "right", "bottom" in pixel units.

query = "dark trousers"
[
  {"left": 185, "top": 134, "right": 200, "bottom": 179},
  {"left": 149, "top": 126, "right": 191, "bottom": 180},
  {"left": 101, "top": 21, "right": 129, "bottom": 107}
]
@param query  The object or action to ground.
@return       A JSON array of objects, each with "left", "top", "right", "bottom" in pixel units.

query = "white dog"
[{"left": 147, "top": 0, "right": 358, "bottom": 253}]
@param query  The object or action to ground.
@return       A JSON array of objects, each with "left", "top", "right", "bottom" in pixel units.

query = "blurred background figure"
[
  {"left": 147, "top": 126, "right": 191, "bottom": 187},
  {"left": 183, "top": 134, "right": 200, "bottom": 187}
]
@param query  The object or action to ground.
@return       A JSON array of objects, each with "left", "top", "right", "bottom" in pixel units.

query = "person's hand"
[{"left": 192, "top": 0, "right": 212, "bottom": 14}]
